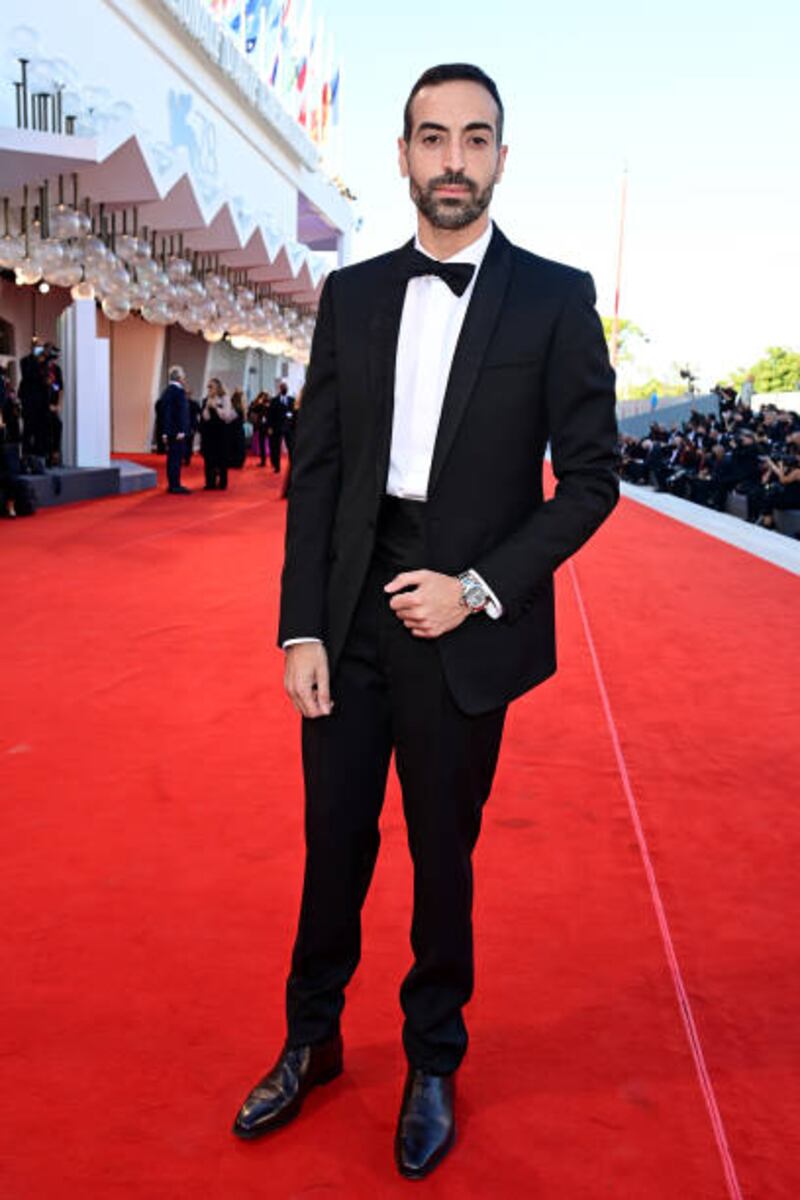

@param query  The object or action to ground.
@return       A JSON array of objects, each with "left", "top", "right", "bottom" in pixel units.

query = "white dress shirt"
[
  {"left": 284, "top": 221, "right": 501, "bottom": 647},
  {"left": 386, "top": 220, "right": 502, "bottom": 617},
  {"left": 387, "top": 221, "right": 492, "bottom": 499}
]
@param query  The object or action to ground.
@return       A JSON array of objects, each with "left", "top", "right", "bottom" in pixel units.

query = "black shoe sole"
[
  {"left": 231, "top": 1061, "right": 343, "bottom": 1140},
  {"left": 395, "top": 1125, "right": 456, "bottom": 1180}
]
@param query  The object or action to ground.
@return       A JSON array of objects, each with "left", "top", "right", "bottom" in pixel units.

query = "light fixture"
[{"left": 70, "top": 279, "right": 96, "bottom": 301}]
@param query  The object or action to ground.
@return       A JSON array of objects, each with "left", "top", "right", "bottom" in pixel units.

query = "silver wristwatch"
[{"left": 457, "top": 571, "right": 489, "bottom": 614}]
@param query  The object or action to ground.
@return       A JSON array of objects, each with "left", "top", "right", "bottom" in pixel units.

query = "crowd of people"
[
  {"left": 1, "top": 344, "right": 301, "bottom": 516},
  {"left": 618, "top": 388, "right": 800, "bottom": 535},
  {"left": 1, "top": 341, "right": 66, "bottom": 517},
  {"left": 154, "top": 365, "right": 298, "bottom": 495},
  {"left": 7, "top": 343, "right": 798, "bottom": 537}
]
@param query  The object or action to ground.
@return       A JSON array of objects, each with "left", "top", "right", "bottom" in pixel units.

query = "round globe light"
[
  {"left": 15, "top": 258, "right": 43, "bottom": 285},
  {"left": 102, "top": 296, "right": 131, "bottom": 322},
  {"left": 71, "top": 279, "right": 96, "bottom": 301},
  {"left": 45, "top": 263, "right": 83, "bottom": 288},
  {"left": 0, "top": 234, "right": 24, "bottom": 268},
  {"left": 49, "top": 204, "right": 81, "bottom": 240},
  {"left": 141, "top": 300, "right": 168, "bottom": 324}
]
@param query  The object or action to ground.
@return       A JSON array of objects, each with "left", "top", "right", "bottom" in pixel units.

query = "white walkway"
[{"left": 620, "top": 482, "right": 800, "bottom": 577}]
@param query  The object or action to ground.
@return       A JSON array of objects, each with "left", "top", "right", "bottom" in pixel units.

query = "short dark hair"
[{"left": 403, "top": 63, "right": 504, "bottom": 144}]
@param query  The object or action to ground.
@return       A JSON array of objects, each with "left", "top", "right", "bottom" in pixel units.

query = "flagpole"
[{"left": 610, "top": 165, "right": 628, "bottom": 370}]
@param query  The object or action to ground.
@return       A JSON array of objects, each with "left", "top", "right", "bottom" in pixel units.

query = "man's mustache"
[{"left": 425, "top": 173, "right": 478, "bottom": 194}]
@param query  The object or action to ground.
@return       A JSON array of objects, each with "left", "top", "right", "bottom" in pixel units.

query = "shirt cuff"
[
  {"left": 282, "top": 637, "right": 324, "bottom": 648},
  {"left": 468, "top": 569, "right": 503, "bottom": 619}
]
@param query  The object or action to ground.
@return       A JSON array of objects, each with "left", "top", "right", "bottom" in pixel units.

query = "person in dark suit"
[
  {"left": 248, "top": 391, "right": 271, "bottom": 466},
  {"left": 228, "top": 389, "right": 248, "bottom": 469},
  {"left": 0, "top": 369, "right": 22, "bottom": 445},
  {"left": 266, "top": 381, "right": 294, "bottom": 472},
  {"left": 233, "top": 64, "right": 619, "bottom": 1179},
  {"left": 43, "top": 344, "right": 64, "bottom": 466},
  {"left": 158, "top": 366, "right": 191, "bottom": 493},
  {"left": 18, "top": 344, "right": 49, "bottom": 459}
]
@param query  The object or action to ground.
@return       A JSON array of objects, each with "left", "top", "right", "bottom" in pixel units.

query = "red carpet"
[{"left": 2, "top": 457, "right": 798, "bottom": 1198}]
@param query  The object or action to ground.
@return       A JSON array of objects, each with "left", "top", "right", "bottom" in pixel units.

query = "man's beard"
[{"left": 409, "top": 170, "right": 495, "bottom": 230}]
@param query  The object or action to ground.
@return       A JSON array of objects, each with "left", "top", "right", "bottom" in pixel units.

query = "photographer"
[
  {"left": 0, "top": 367, "right": 22, "bottom": 445},
  {"left": 752, "top": 448, "right": 800, "bottom": 529},
  {"left": 0, "top": 405, "right": 36, "bottom": 517},
  {"left": 728, "top": 430, "right": 763, "bottom": 519}
]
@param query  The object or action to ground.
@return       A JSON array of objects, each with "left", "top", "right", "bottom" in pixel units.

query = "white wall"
[
  {"left": 163, "top": 324, "right": 210, "bottom": 400},
  {"left": 109, "top": 315, "right": 165, "bottom": 452},
  {"left": 0, "top": 0, "right": 344, "bottom": 243},
  {"left": 59, "top": 298, "right": 110, "bottom": 467}
]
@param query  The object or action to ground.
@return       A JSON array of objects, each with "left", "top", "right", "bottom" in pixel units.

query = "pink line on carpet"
[{"left": 567, "top": 559, "right": 744, "bottom": 1200}]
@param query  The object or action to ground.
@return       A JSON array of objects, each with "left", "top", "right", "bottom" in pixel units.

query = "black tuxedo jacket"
[
  {"left": 160, "top": 383, "right": 190, "bottom": 439},
  {"left": 279, "top": 225, "right": 619, "bottom": 714},
  {"left": 268, "top": 394, "right": 294, "bottom": 433}
]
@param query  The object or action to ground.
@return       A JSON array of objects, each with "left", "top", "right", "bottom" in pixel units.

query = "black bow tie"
[{"left": 400, "top": 247, "right": 476, "bottom": 297}]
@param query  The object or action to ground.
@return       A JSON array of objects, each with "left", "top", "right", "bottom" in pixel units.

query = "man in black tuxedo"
[
  {"left": 267, "top": 381, "right": 295, "bottom": 472},
  {"left": 233, "top": 64, "right": 618, "bottom": 1179},
  {"left": 158, "top": 366, "right": 191, "bottom": 493}
]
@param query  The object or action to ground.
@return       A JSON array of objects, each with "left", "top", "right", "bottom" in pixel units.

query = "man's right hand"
[{"left": 284, "top": 642, "right": 333, "bottom": 718}]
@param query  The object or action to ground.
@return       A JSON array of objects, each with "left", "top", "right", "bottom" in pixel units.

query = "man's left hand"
[{"left": 385, "top": 570, "right": 467, "bottom": 639}]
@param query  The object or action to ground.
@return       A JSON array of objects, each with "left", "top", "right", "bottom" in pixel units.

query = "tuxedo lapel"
[
  {"left": 427, "top": 227, "right": 513, "bottom": 497},
  {"left": 367, "top": 242, "right": 413, "bottom": 495}
]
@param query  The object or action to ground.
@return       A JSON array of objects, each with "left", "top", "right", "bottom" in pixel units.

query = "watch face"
[{"left": 465, "top": 584, "right": 486, "bottom": 611}]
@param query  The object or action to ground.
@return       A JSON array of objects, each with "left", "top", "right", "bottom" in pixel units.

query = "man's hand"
[
  {"left": 284, "top": 642, "right": 333, "bottom": 718},
  {"left": 385, "top": 570, "right": 468, "bottom": 639}
]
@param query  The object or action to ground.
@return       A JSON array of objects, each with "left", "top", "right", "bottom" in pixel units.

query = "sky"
[{"left": 318, "top": 0, "right": 799, "bottom": 389}]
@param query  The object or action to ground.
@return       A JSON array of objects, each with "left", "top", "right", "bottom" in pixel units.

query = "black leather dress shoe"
[
  {"left": 232, "top": 1033, "right": 343, "bottom": 1139},
  {"left": 394, "top": 1069, "right": 456, "bottom": 1180}
]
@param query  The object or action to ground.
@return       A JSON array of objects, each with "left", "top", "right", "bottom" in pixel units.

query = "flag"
[
  {"left": 260, "top": 0, "right": 282, "bottom": 83},
  {"left": 330, "top": 65, "right": 340, "bottom": 125},
  {"left": 228, "top": 0, "right": 246, "bottom": 50},
  {"left": 274, "top": 0, "right": 296, "bottom": 105},
  {"left": 306, "top": 18, "right": 323, "bottom": 142},
  {"left": 292, "top": 0, "right": 312, "bottom": 97},
  {"left": 244, "top": 0, "right": 262, "bottom": 53},
  {"left": 278, "top": 0, "right": 310, "bottom": 113}
]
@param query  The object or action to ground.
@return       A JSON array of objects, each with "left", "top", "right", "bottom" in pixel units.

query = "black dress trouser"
[
  {"left": 286, "top": 499, "right": 507, "bottom": 1075},
  {"left": 268, "top": 430, "right": 283, "bottom": 471},
  {"left": 166, "top": 437, "right": 184, "bottom": 490}
]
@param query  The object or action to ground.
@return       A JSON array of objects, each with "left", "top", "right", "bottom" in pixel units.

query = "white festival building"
[{"left": 0, "top": 0, "right": 354, "bottom": 483}]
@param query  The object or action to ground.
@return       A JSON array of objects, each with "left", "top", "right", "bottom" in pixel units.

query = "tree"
[
  {"left": 750, "top": 347, "right": 800, "bottom": 393},
  {"left": 722, "top": 346, "right": 800, "bottom": 394},
  {"left": 623, "top": 376, "right": 685, "bottom": 401},
  {"left": 600, "top": 316, "right": 644, "bottom": 365}
]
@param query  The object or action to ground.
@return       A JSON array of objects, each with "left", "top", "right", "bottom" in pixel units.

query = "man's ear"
[
  {"left": 397, "top": 136, "right": 409, "bottom": 179},
  {"left": 494, "top": 144, "right": 509, "bottom": 185}
]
